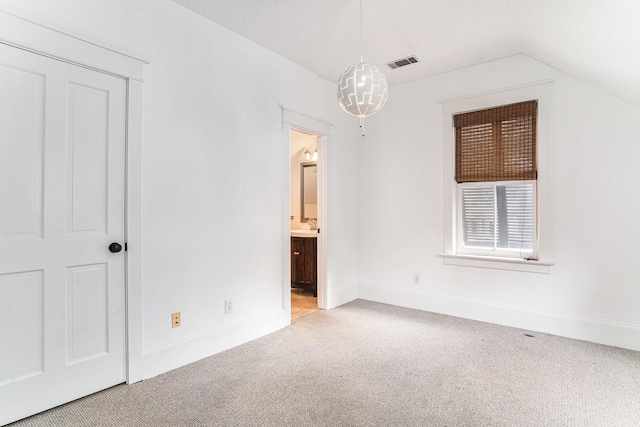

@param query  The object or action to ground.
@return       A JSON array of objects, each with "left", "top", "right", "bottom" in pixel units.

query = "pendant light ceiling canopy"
[{"left": 336, "top": 0, "right": 388, "bottom": 135}]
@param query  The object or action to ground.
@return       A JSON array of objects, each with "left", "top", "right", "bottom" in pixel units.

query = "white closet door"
[{"left": 0, "top": 43, "right": 126, "bottom": 425}]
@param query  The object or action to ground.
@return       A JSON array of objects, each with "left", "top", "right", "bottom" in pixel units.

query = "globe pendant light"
[{"left": 336, "top": 0, "right": 388, "bottom": 136}]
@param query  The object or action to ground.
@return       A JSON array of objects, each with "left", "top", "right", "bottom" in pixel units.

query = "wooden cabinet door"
[
  {"left": 301, "top": 238, "right": 317, "bottom": 286},
  {"left": 290, "top": 237, "right": 317, "bottom": 296},
  {"left": 291, "top": 237, "right": 303, "bottom": 283}
]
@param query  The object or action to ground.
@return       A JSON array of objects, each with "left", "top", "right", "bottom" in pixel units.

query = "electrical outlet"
[
  {"left": 413, "top": 273, "right": 421, "bottom": 285},
  {"left": 171, "top": 312, "right": 181, "bottom": 328},
  {"left": 225, "top": 299, "right": 233, "bottom": 314}
]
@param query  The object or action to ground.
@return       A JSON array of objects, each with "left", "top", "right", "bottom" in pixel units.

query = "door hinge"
[{"left": 125, "top": 242, "right": 128, "bottom": 251}]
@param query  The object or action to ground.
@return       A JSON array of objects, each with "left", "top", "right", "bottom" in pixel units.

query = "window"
[
  {"left": 441, "top": 82, "right": 552, "bottom": 273},
  {"left": 454, "top": 100, "right": 538, "bottom": 259}
]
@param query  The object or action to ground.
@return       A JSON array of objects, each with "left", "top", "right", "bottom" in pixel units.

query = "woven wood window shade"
[{"left": 454, "top": 100, "right": 537, "bottom": 183}]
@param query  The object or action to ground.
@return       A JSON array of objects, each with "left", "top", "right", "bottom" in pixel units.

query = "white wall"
[
  {"left": 358, "top": 54, "right": 640, "bottom": 351},
  {"left": 0, "top": 0, "right": 359, "bottom": 379},
  {"left": 326, "top": 115, "right": 361, "bottom": 308}
]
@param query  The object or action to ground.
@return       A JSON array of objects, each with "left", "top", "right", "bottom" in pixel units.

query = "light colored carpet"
[
  {"left": 291, "top": 288, "right": 317, "bottom": 319},
  {"left": 9, "top": 300, "right": 640, "bottom": 426}
]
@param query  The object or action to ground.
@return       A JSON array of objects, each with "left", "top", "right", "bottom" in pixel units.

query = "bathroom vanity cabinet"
[{"left": 291, "top": 236, "right": 317, "bottom": 297}]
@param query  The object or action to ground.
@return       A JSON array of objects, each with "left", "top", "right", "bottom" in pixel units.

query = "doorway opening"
[
  {"left": 290, "top": 129, "right": 319, "bottom": 319},
  {"left": 281, "top": 106, "right": 331, "bottom": 321}
]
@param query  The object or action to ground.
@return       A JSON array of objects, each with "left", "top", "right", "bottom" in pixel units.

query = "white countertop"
[{"left": 290, "top": 229, "right": 318, "bottom": 238}]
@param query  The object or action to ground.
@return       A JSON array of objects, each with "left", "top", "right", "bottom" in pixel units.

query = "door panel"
[
  {"left": 67, "top": 82, "right": 110, "bottom": 235},
  {"left": 0, "top": 270, "right": 44, "bottom": 385},
  {"left": 65, "top": 263, "right": 109, "bottom": 364},
  {"left": 0, "top": 43, "right": 127, "bottom": 425},
  {"left": 0, "top": 62, "right": 44, "bottom": 239}
]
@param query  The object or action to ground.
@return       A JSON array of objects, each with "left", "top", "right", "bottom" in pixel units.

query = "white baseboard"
[
  {"left": 329, "top": 282, "right": 358, "bottom": 309},
  {"left": 358, "top": 283, "right": 640, "bottom": 352},
  {"left": 137, "top": 280, "right": 360, "bottom": 382},
  {"left": 139, "top": 308, "right": 287, "bottom": 380}
]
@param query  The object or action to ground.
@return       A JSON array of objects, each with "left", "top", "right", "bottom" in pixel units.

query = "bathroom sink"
[{"left": 290, "top": 229, "right": 318, "bottom": 238}]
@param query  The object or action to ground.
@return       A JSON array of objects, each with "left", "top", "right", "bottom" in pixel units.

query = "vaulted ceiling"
[{"left": 172, "top": 0, "right": 640, "bottom": 106}]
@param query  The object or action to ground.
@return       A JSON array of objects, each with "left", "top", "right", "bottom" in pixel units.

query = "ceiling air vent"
[{"left": 386, "top": 56, "right": 420, "bottom": 70}]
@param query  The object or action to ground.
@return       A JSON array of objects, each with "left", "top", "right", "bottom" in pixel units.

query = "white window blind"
[
  {"left": 504, "top": 184, "right": 534, "bottom": 250},
  {"left": 460, "top": 183, "right": 534, "bottom": 253},
  {"left": 461, "top": 186, "right": 495, "bottom": 248}
]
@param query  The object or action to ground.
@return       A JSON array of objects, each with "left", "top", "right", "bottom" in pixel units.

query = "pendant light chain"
[
  {"left": 360, "top": 0, "right": 364, "bottom": 136},
  {"left": 360, "top": 0, "right": 363, "bottom": 63}
]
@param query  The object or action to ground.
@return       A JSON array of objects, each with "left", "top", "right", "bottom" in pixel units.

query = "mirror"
[{"left": 301, "top": 162, "right": 317, "bottom": 222}]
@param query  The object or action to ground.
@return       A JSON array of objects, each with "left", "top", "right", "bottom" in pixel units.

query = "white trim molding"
[
  {"left": 280, "top": 105, "right": 333, "bottom": 136},
  {"left": 358, "top": 283, "right": 640, "bottom": 352},
  {"left": 141, "top": 308, "right": 285, "bottom": 379},
  {"left": 439, "top": 253, "right": 553, "bottom": 274},
  {"left": 281, "top": 106, "right": 333, "bottom": 315},
  {"left": 0, "top": 9, "right": 148, "bottom": 81},
  {"left": 329, "top": 283, "right": 360, "bottom": 308}
]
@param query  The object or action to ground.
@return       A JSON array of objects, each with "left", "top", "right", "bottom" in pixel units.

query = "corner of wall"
[{"left": 328, "top": 283, "right": 359, "bottom": 309}]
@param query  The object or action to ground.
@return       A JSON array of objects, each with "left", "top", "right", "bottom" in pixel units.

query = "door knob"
[{"left": 109, "top": 242, "right": 123, "bottom": 253}]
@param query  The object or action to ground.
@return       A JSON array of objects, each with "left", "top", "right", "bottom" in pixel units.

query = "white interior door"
[{"left": 0, "top": 44, "right": 127, "bottom": 425}]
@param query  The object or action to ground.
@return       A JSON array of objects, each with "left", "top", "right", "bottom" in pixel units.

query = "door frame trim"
[
  {"left": 0, "top": 9, "right": 147, "bottom": 384},
  {"left": 281, "top": 106, "right": 332, "bottom": 316},
  {"left": 0, "top": 10, "right": 148, "bottom": 81}
]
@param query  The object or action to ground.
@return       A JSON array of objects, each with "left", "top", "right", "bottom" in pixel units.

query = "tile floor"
[{"left": 291, "top": 287, "right": 317, "bottom": 319}]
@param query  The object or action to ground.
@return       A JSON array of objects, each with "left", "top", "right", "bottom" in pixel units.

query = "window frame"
[{"left": 441, "top": 82, "right": 553, "bottom": 273}]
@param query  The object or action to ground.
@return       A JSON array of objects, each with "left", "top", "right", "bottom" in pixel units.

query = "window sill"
[{"left": 439, "top": 253, "right": 554, "bottom": 274}]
